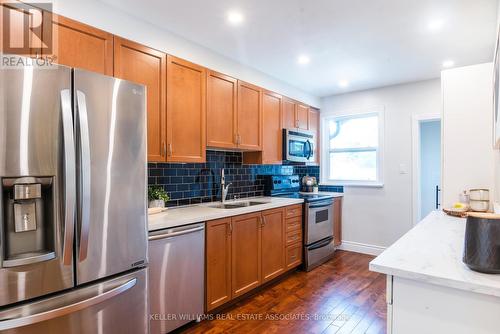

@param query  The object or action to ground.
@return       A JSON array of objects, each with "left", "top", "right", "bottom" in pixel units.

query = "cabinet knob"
[{"left": 168, "top": 143, "right": 173, "bottom": 157}]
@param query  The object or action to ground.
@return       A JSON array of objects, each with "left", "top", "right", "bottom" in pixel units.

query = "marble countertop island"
[{"left": 370, "top": 211, "right": 500, "bottom": 297}]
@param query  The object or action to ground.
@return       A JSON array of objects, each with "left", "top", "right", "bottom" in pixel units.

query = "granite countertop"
[
  {"left": 148, "top": 196, "right": 304, "bottom": 232},
  {"left": 370, "top": 211, "right": 500, "bottom": 297}
]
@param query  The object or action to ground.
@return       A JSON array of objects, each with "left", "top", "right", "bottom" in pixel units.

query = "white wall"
[
  {"left": 321, "top": 79, "right": 441, "bottom": 253},
  {"left": 48, "top": 0, "right": 320, "bottom": 108},
  {"left": 441, "top": 63, "right": 495, "bottom": 208}
]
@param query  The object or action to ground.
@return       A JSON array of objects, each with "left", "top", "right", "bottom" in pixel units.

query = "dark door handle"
[{"left": 435, "top": 185, "right": 441, "bottom": 209}]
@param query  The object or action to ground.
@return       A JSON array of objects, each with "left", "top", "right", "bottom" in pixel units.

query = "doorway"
[{"left": 412, "top": 114, "right": 442, "bottom": 225}]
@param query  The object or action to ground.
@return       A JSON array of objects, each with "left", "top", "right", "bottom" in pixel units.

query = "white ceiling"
[{"left": 98, "top": 0, "right": 498, "bottom": 97}]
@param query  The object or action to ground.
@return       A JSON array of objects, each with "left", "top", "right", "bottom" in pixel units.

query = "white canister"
[
  {"left": 469, "top": 189, "right": 490, "bottom": 201},
  {"left": 469, "top": 200, "right": 489, "bottom": 212}
]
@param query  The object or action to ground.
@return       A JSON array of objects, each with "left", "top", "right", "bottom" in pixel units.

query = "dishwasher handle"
[{"left": 149, "top": 225, "right": 204, "bottom": 241}]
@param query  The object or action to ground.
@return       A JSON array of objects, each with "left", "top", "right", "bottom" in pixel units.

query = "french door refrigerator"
[{"left": 0, "top": 56, "right": 149, "bottom": 333}]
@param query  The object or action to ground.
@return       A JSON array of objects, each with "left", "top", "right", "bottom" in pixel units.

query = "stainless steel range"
[{"left": 263, "top": 175, "right": 337, "bottom": 271}]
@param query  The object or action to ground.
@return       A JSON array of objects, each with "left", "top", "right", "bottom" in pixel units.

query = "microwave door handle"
[
  {"left": 60, "top": 90, "right": 76, "bottom": 266},
  {"left": 76, "top": 91, "right": 91, "bottom": 262},
  {"left": 307, "top": 140, "right": 313, "bottom": 160}
]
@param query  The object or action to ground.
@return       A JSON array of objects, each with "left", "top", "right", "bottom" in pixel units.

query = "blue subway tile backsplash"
[{"left": 148, "top": 150, "right": 343, "bottom": 207}]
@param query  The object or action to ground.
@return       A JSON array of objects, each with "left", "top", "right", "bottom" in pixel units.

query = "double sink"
[{"left": 207, "top": 200, "right": 270, "bottom": 209}]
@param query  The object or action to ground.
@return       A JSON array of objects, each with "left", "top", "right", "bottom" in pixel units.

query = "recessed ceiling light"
[
  {"left": 442, "top": 60, "right": 455, "bottom": 68},
  {"left": 297, "top": 55, "right": 310, "bottom": 65},
  {"left": 227, "top": 10, "right": 244, "bottom": 25},
  {"left": 338, "top": 80, "right": 349, "bottom": 88},
  {"left": 427, "top": 19, "right": 445, "bottom": 32}
]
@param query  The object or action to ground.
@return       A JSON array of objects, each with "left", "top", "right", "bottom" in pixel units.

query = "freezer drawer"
[
  {"left": 0, "top": 268, "right": 148, "bottom": 334},
  {"left": 149, "top": 223, "right": 205, "bottom": 333}
]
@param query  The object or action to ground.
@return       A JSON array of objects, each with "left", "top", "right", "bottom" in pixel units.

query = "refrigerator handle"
[
  {"left": 0, "top": 278, "right": 137, "bottom": 331},
  {"left": 76, "top": 91, "right": 91, "bottom": 262},
  {"left": 60, "top": 90, "right": 76, "bottom": 266}
]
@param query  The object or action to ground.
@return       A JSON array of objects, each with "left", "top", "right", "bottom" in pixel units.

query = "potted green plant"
[{"left": 148, "top": 186, "right": 169, "bottom": 208}]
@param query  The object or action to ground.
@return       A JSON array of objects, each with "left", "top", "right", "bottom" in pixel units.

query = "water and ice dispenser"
[{"left": 1, "top": 177, "right": 56, "bottom": 267}]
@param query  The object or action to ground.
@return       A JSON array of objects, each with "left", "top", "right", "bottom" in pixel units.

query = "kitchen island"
[{"left": 370, "top": 211, "right": 500, "bottom": 334}]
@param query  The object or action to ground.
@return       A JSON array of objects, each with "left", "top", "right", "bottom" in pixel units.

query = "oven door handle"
[
  {"left": 308, "top": 236, "right": 334, "bottom": 250},
  {"left": 308, "top": 200, "right": 334, "bottom": 209}
]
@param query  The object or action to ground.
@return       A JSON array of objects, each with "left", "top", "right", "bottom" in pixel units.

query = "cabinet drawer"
[
  {"left": 285, "top": 217, "right": 302, "bottom": 232},
  {"left": 285, "top": 204, "right": 302, "bottom": 219},
  {"left": 286, "top": 243, "right": 302, "bottom": 268},
  {"left": 286, "top": 230, "right": 302, "bottom": 246}
]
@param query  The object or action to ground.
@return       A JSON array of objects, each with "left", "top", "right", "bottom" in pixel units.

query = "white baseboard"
[{"left": 337, "top": 240, "right": 386, "bottom": 256}]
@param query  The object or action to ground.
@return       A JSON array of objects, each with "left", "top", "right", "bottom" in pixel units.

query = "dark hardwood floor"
[{"left": 179, "top": 250, "right": 386, "bottom": 334}]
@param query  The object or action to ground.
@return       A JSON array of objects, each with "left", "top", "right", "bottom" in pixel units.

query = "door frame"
[{"left": 412, "top": 113, "right": 442, "bottom": 226}]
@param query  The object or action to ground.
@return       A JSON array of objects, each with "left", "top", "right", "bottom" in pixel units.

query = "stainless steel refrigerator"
[{"left": 0, "top": 56, "right": 149, "bottom": 333}]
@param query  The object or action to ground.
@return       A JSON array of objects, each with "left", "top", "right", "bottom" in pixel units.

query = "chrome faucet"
[{"left": 221, "top": 169, "right": 232, "bottom": 203}]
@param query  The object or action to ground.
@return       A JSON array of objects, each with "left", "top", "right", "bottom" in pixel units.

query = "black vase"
[{"left": 463, "top": 214, "right": 500, "bottom": 274}]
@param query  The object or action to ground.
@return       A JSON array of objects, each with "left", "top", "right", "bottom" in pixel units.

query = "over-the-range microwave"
[{"left": 283, "top": 128, "right": 315, "bottom": 163}]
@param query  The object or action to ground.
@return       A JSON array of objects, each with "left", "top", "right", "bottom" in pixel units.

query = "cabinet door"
[
  {"left": 296, "top": 103, "right": 309, "bottom": 130},
  {"left": 206, "top": 218, "right": 232, "bottom": 311},
  {"left": 334, "top": 197, "right": 342, "bottom": 246},
  {"left": 237, "top": 81, "right": 262, "bottom": 150},
  {"left": 308, "top": 108, "right": 320, "bottom": 164},
  {"left": 114, "top": 37, "right": 166, "bottom": 162},
  {"left": 44, "top": 14, "right": 113, "bottom": 75},
  {"left": 166, "top": 55, "right": 206, "bottom": 163},
  {"left": 231, "top": 212, "right": 262, "bottom": 297},
  {"left": 261, "top": 91, "right": 283, "bottom": 164},
  {"left": 207, "top": 71, "right": 237, "bottom": 149},
  {"left": 261, "top": 208, "right": 286, "bottom": 283},
  {"left": 282, "top": 98, "right": 297, "bottom": 129},
  {"left": 0, "top": 1, "right": 43, "bottom": 56}
]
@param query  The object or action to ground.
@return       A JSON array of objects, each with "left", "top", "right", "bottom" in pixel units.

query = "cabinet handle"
[
  {"left": 168, "top": 143, "right": 173, "bottom": 157},
  {"left": 229, "top": 222, "right": 233, "bottom": 235},
  {"left": 162, "top": 142, "right": 166, "bottom": 156},
  {"left": 261, "top": 216, "right": 265, "bottom": 227}
]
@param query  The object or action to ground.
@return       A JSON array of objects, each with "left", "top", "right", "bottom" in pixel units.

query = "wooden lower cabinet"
[
  {"left": 286, "top": 243, "right": 302, "bottom": 269},
  {"left": 231, "top": 212, "right": 262, "bottom": 298},
  {"left": 206, "top": 218, "right": 232, "bottom": 311},
  {"left": 206, "top": 205, "right": 301, "bottom": 311},
  {"left": 333, "top": 197, "right": 343, "bottom": 246},
  {"left": 261, "top": 208, "right": 286, "bottom": 282}
]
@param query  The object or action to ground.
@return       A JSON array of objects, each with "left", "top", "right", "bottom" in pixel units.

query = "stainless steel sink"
[{"left": 207, "top": 200, "right": 270, "bottom": 209}]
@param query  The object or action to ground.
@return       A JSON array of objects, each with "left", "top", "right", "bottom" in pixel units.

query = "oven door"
[
  {"left": 305, "top": 199, "right": 334, "bottom": 245},
  {"left": 284, "top": 130, "right": 315, "bottom": 162}
]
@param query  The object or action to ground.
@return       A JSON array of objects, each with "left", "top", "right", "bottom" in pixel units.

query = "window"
[{"left": 321, "top": 110, "right": 384, "bottom": 186}]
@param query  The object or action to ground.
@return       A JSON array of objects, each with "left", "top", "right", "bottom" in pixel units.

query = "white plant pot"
[
  {"left": 313, "top": 186, "right": 319, "bottom": 193},
  {"left": 149, "top": 200, "right": 165, "bottom": 208}
]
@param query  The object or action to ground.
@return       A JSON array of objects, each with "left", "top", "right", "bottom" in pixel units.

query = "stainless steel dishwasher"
[{"left": 148, "top": 223, "right": 205, "bottom": 333}]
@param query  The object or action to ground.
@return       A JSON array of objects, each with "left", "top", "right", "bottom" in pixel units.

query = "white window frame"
[{"left": 320, "top": 107, "right": 385, "bottom": 187}]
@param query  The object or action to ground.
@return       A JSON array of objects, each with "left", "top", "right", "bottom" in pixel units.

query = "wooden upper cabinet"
[
  {"left": 282, "top": 98, "right": 296, "bottom": 130},
  {"left": 44, "top": 14, "right": 113, "bottom": 75},
  {"left": 231, "top": 212, "right": 262, "bottom": 298},
  {"left": 206, "top": 218, "right": 232, "bottom": 312},
  {"left": 237, "top": 81, "right": 262, "bottom": 151},
  {"left": 261, "top": 208, "right": 286, "bottom": 283},
  {"left": 166, "top": 55, "right": 206, "bottom": 163},
  {"left": 113, "top": 37, "right": 166, "bottom": 162},
  {"left": 296, "top": 103, "right": 309, "bottom": 130},
  {"left": 261, "top": 91, "right": 283, "bottom": 164},
  {"left": 0, "top": 1, "right": 43, "bottom": 56},
  {"left": 308, "top": 108, "right": 320, "bottom": 164},
  {"left": 207, "top": 71, "right": 237, "bottom": 149}
]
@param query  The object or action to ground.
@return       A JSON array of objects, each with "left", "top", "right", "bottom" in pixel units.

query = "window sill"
[{"left": 320, "top": 181, "right": 384, "bottom": 188}]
